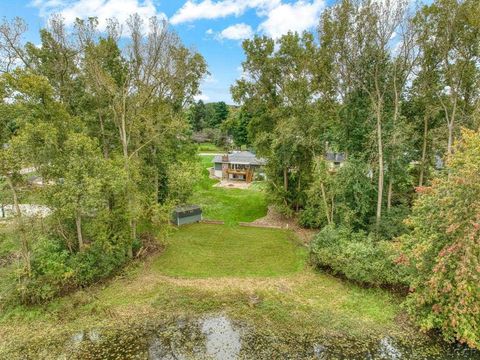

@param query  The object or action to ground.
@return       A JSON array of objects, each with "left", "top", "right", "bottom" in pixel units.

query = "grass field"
[
  {"left": 154, "top": 223, "right": 306, "bottom": 277},
  {"left": 197, "top": 142, "right": 223, "bottom": 153},
  {"left": 0, "top": 153, "right": 435, "bottom": 358},
  {"left": 191, "top": 155, "right": 268, "bottom": 224},
  {"left": 0, "top": 225, "right": 405, "bottom": 348}
]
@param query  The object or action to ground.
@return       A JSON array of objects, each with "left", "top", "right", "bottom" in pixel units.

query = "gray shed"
[{"left": 172, "top": 205, "right": 202, "bottom": 226}]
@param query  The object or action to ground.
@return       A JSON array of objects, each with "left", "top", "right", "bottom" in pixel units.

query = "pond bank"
[{"left": 1, "top": 314, "right": 478, "bottom": 359}]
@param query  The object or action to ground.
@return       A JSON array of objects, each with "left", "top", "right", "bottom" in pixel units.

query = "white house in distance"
[{"left": 212, "top": 151, "right": 266, "bottom": 183}]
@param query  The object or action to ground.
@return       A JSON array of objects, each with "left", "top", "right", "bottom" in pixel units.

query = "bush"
[
  {"left": 18, "top": 236, "right": 74, "bottom": 303},
  {"left": 299, "top": 207, "right": 328, "bottom": 229},
  {"left": 72, "top": 242, "right": 126, "bottom": 285},
  {"left": 310, "top": 225, "right": 407, "bottom": 287},
  {"left": 301, "top": 158, "right": 375, "bottom": 230},
  {"left": 399, "top": 129, "right": 480, "bottom": 349},
  {"left": 371, "top": 205, "right": 410, "bottom": 240}
]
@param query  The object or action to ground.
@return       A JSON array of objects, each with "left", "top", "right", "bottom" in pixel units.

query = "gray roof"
[
  {"left": 173, "top": 205, "right": 202, "bottom": 215},
  {"left": 325, "top": 152, "right": 345, "bottom": 162},
  {"left": 212, "top": 151, "right": 267, "bottom": 166}
]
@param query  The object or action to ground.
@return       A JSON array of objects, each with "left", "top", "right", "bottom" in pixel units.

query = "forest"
[
  {"left": 0, "top": 15, "right": 207, "bottom": 302},
  {"left": 231, "top": 0, "right": 480, "bottom": 348},
  {"left": 0, "top": 0, "right": 479, "bottom": 355}
]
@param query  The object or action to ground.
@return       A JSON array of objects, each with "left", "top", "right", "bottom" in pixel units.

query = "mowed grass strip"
[
  {"left": 153, "top": 223, "right": 306, "bottom": 278},
  {"left": 191, "top": 155, "right": 268, "bottom": 224}
]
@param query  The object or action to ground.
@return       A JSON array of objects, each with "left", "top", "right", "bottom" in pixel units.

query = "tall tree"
[{"left": 414, "top": 0, "right": 480, "bottom": 156}]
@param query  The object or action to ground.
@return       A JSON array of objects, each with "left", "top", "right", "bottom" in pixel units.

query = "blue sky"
[{"left": 1, "top": 0, "right": 333, "bottom": 104}]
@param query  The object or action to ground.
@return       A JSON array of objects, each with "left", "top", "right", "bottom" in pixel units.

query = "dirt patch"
[
  {"left": 214, "top": 180, "right": 251, "bottom": 189},
  {"left": 0, "top": 251, "right": 20, "bottom": 267},
  {"left": 249, "top": 206, "right": 317, "bottom": 244},
  {"left": 201, "top": 219, "right": 225, "bottom": 225}
]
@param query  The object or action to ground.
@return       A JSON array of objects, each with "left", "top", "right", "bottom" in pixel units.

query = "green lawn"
[
  {"left": 0, "top": 154, "right": 438, "bottom": 358},
  {"left": 154, "top": 223, "right": 306, "bottom": 277},
  {"left": 0, "top": 225, "right": 18, "bottom": 258},
  {"left": 197, "top": 142, "right": 222, "bottom": 153},
  {"left": 191, "top": 155, "right": 268, "bottom": 224}
]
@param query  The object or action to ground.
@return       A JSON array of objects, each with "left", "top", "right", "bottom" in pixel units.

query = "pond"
[{"left": 9, "top": 314, "right": 478, "bottom": 359}]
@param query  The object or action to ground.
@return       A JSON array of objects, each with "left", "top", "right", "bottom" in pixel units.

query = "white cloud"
[
  {"left": 258, "top": 0, "right": 325, "bottom": 39},
  {"left": 172, "top": 0, "right": 325, "bottom": 39},
  {"left": 170, "top": 0, "right": 279, "bottom": 25},
  {"left": 218, "top": 23, "right": 253, "bottom": 40},
  {"left": 206, "top": 28, "right": 214, "bottom": 35},
  {"left": 194, "top": 93, "right": 210, "bottom": 102},
  {"left": 31, "top": 0, "right": 166, "bottom": 31}
]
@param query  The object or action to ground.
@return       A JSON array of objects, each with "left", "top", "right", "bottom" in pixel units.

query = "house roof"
[
  {"left": 212, "top": 151, "right": 267, "bottom": 166},
  {"left": 325, "top": 152, "right": 345, "bottom": 162}
]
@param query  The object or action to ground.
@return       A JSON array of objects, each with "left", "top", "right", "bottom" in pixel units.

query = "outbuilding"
[{"left": 172, "top": 205, "right": 202, "bottom": 226}]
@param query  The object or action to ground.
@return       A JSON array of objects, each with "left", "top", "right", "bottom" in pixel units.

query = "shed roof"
[
  {"left": 173, "top": 205, "right": 202, "bottom": 214},
  {"left": 325, "top": 152, "right": 345, "bottom": 162},
  {"left": 212, "top": 151, "right": 267, "bottom": 166}
]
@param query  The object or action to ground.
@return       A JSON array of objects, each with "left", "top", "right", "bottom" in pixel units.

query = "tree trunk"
[
  {"left": 128, "top": 219, "right": 136, "bottom": 258},
  {"left": 375, "top": 104, "right": 384, "bottom": 228},
  {"left": 444, "top": 95, "right": 457, "bottom": 156},
  {"left": 119, "top": 94, "right": 136, "bottom": 258},
  {"left": 153, "top": 146, "right": 159, "bottom": 203},
  {"left": 447, "top": 122, "right": 454, "bottom": 156},
  {"left": 99, "top": 113, "right": 109, "bottom": 159},
  {"left": 5, "top": 176, "right": 31, "bottom": 275},
  {"left": 330, "top": 195, "right": 334, "bottom": 224},
  {"left": 320, "top": 182, "right": 332, "bottom": 225},
  {"left": 283, "top": 167, "right": 288, "bottom": 192},
  {"left": 387, "top": 78, "right": 400, "bottom": 213},
  {"left": 75, "top": 211, "right": 84, "bottom": 250},
  {"left": 419, "top": 113, "right": 428, "bottom": 187},
  {"left": 295, "top": 175, "right": 301, "bottom": 212},
  {"left": 387, "top": 179, "right": 393, "bottom": 211}
]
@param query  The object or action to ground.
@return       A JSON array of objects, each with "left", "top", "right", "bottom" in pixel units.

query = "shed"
[{"left": 172, "top": 205, "right": 202, "bottom": 226}]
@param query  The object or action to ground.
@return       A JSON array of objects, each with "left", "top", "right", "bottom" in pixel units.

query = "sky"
[{"left": 0, "top": 0, "right": 337, "bottom": 104}]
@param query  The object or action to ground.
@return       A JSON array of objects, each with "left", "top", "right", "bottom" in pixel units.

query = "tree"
[
  {"left": 400, "top": 128, "right": 480, "bottom": 348},
  {"left": 49, "top": 134, "right": 106, "bottom": 251},
  {"left": 232, "top": 32, "right": 324, "bottom": 210},
  {"left": 223, "top": 107, "right": 251, "bottom": 147},
  {"left": 211, "top": 101, "right": 229, "bottom": 127},
  {"left": 0, "top": 14, "right": 207, "bottom": 302},
  {"left": 188, "top": 100, "right": 207, "bottom": 131},
  {"left": 0, "top": 144, "right": 30, "bottom": 275},
  {"left": 414, "top": 0, "right": 480, "bottom": 156},
  {"left": 79, "top": 15, "right": 206, "bottom": 256}
]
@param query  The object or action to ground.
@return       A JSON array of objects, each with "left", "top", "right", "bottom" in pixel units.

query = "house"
[
  {"left": 325, "top": 152, "right": 345, "bottom": 171},
  {"left": 212, "top": 151, "right": 266, "bottom": 183}
]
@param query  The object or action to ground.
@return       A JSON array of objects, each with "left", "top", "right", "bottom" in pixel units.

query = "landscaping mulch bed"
[{"left": 248, "top": 206, "right": 317, "bottom": 244}]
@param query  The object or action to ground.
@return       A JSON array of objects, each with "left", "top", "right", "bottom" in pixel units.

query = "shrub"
[
  {"left": 299, "top": 207, "right": 328, "bottom": 229},
  {"left": 71, "top": 242, "right": 126, "bottom": 285},
  {"left": 301, "top": 158, "right": 375, "bottom": 230},
  {"left": 19, "top": 236, "right": 74, "bottom": 303},
  {"left": 371, "top": 205, "right": 410, "bottom": 240},
  {"left": 399, "top": 129, "right": 480, "bottom": 349},
  {"left": 310, "top": 225, "right": 407, "bottom": 287}
]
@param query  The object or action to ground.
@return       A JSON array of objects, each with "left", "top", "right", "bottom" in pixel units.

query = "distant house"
[
  {"left": 212, "top": 151, "right": 266, "bottom": 183},
  {"left": 325, "top": 152, "right": 345, "bottom": 171}
]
